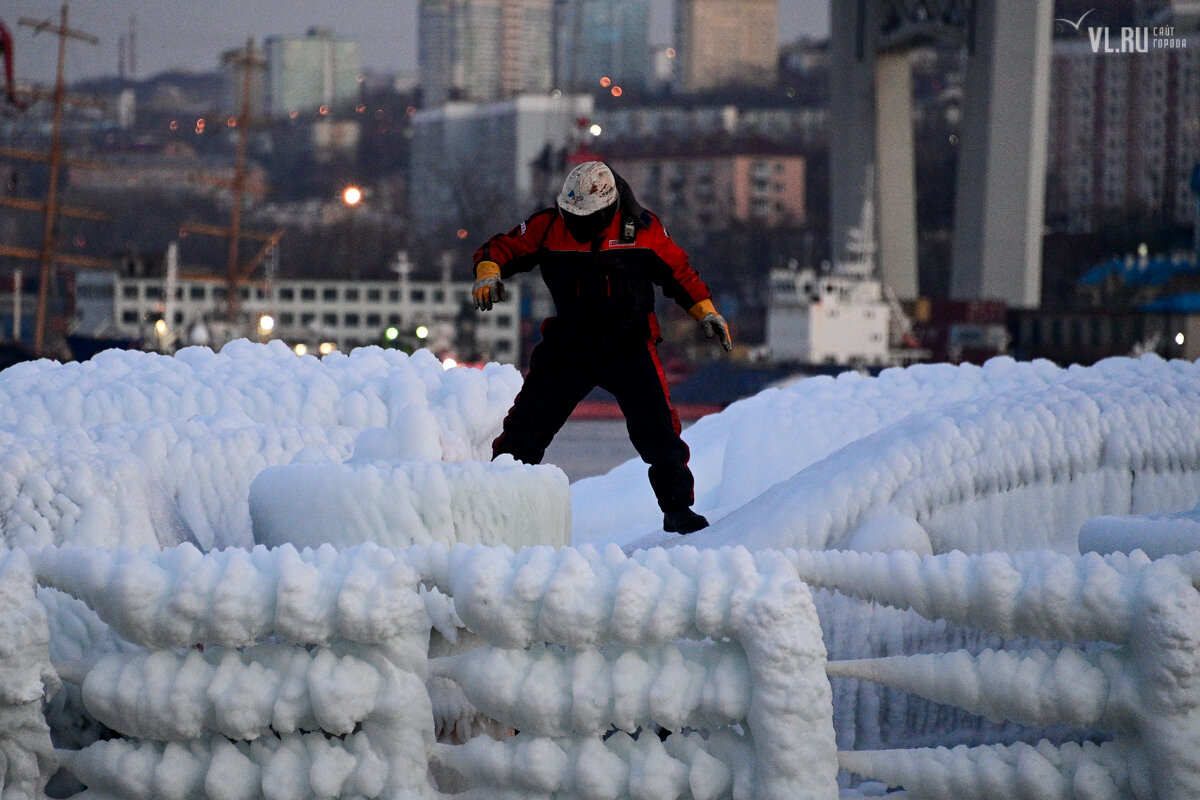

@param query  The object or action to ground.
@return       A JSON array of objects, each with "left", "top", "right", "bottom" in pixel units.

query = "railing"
[
  {"left": 25, "top": 542, "right": 838, "bottom": 800},
  {"left": 9, "top": 541, "right": 1200, "bottom": 799}
]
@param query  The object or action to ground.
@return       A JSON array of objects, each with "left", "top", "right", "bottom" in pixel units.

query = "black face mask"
[{"left": 560, "top": 201, "right": 618, "bottom": 243}]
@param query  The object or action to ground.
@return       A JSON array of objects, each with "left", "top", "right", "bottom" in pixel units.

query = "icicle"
[
  {"left": 826, "top": 646, "right": 1121, "bottom": 730},
  {"left": 838, "top": 740, "right": 1129, "bottom": 800},
  {"left": 789, "top": 549, "right": 1135, "bottom": 643}
]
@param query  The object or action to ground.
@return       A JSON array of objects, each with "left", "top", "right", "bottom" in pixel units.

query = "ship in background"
[{"left": 765, "top": 169, "right": 928, "bottom": 369}]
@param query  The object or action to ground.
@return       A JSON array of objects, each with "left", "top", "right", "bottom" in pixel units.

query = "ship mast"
[{"left": 0, "top": 4, "right": 107, "bottom": 356}]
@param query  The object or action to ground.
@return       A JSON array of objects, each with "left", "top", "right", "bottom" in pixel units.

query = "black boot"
[{"left": 663, "top": 508, "right": 709, "bottom": 534}]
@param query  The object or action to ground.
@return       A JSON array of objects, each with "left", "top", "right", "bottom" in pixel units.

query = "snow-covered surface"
[
  {"left": 250, "top": 456, "right": 569, "bottom": 550},
  {"left": 6, "top": 344, "right": 1200, "bottom": 798},
  {"left": 575, "top": 356, "right": 1200, "bottom": 553},
  {"left": 0, "top": 342, "right": 551, "bottom": 551}
]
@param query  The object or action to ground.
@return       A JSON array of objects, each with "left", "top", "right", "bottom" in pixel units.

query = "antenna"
[{"left": 128, "top": 13, "right": 137, "bottom": 79}]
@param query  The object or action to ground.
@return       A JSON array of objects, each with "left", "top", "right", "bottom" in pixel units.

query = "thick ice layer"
[
  {"left": 250, "top": 456, "right": 570, "bottom": 550},
  {"left": 804, "top": 548, "right": 1200, "bottom": 799},
  {"left": 0, "top": 342, "right": 522, "bottom": 550},
  {"left": 33, "top": 543, "right": 431, "bottom": 651},
  {"left": 431, "top": 641, "right": 751, "bottom": 736},
  {"left": 1080, "top": 500, "right": 1200, "bottom": 559},
  {"left": 0, "top": 550, "right": 58, "bottom": 800},
  {"left": 592, "top": 356, "right": 1200, "bottom": 554}
]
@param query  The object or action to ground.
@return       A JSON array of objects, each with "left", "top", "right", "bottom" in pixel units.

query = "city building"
[
  {"left": 554, "top": 0, "right": 652, "bottom": 93},
  {"left": 674, "top": 0, "right": 778, "bottom": 91},
  {"left": 606, "top": 145, "right": 805, "bottom": 230},
  {"left": 219, "top": 42, "right": 267, "bottom": 119},
  {"left": 264, "top": 29, "right": 361, "bottom": 118},
  {"left": 408, "top": 93, "right": 594, "bottom": 236},
  {"left": 1008, "top": 306, "right": 1199, "bottom": 364},
  {"left": 592, "top": 99, "right": 827, "bottom": 147},
  {"left": 419, "top": 0, "right": 554, "bottom": 106},
  {"left": 1045, "top": 34, "right": 1200, "bottom": 233},
  {"left": 88, "top": 269, "right": 522, "bottom": 364}
]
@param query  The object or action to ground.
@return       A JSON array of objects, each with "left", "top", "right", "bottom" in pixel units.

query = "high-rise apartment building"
[
  {"left": 419, "top": 0, "right": 554, "bottom": 106},
  {"left": 554, "top": 0, "right": 652, "bottom": 93},
  {"left": 1046, "top": 36, "right": 1200, "bottom": 234},
  {"left": 674, "top": 0, "right": 778, "bottom": 91},
  {"left": 264, "top": 29, "right": 361, "bottom": 118}
]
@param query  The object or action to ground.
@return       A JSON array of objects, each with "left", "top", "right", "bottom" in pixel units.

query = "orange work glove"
[{"left": 472, "top": 260, "right": 506, "bottom": 311}]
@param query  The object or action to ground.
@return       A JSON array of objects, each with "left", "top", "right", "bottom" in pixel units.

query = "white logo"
[
  {"left": 1057, "top": 6, "right": 1189, "bottom": 53},
  {"left": 1054, "top": 8, "right": 1093, "bottom": 31}
]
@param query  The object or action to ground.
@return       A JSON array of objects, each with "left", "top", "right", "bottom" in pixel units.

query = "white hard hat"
[{"left": 557, "top": 161, "right": 618, "bottom": 216}]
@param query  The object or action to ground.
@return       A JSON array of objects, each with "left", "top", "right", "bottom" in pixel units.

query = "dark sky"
[{"left": 6, "top": 0, "right": 829, "bottom": 84}]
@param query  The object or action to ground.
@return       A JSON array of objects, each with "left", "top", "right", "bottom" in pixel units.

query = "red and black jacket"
[{"left": 474, "top": 196, "right": 711, "bottom": 344}]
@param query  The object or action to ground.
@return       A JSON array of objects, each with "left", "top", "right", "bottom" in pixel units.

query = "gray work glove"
[{"left": 699, "top": 312, "right": 733, "bottom": 352}]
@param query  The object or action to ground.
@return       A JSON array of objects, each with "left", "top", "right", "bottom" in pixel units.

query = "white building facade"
[{"left": 106, "top": 274, "right": 521, "bottom": 364}]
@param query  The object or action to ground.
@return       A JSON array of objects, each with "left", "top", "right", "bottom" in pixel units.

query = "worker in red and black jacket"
[{"left": 472, "top": 161, "right": 732, "bottom": 534}]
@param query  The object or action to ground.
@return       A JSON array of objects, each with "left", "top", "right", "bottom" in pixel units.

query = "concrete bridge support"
[{"left": 830, "top": 0, "right": 1053, "bottom": 309}]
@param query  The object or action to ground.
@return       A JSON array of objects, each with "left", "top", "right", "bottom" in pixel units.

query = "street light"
[{"left": 343, "top": 186, "right": 363, "bottom": 206}]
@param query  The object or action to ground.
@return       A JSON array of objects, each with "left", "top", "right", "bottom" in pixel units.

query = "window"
[
  {"left": 301, "top": 313, "right": 316, "bottom": 326},
  {"left": 387, "top": 289, "right": 399, "bottom": 302},
  {"left": 323, "top": 313, "right": 338, "bottom": 326},
  {"left": 323, "top": 288, "right": 338, "bottom": 301},
  {"left": 213, "top": 287, "right": 227, "bottom": 299},
  {"left": 301, "top": 288, "right": 316, "bottom": 301},
  {"left": 190, "top": 286, "right": 206, "bottom": 300},
  {"left": 344, "top": 314, "right": 360, "bottom": 327},
  {"left": 433, "top": 290, "right": 445, "bottom": 303},
  {"left": 123, "top": 285, "right": 139, "bottom": 299},
  {"left": 239, "top": 288, "right": 250, "bottom": 300},
  {"left": 366, "top": 313, "right": 381, "bottom": 327},
  {"left": 122, "top": 310, "right": 138, "bottom": 324},
  {"left": 146, "top": 286, "right": 163, "bottom": 299},
  {"left": 411, "top": 289, "right": 426, "bottom": 303},
  {"left": 279, "top": 288, "right": 295, "bottom": 301},
  {"left": 367, "top": 289, "right": 381, "bottom": 302},
  {"left": 387, "top": 314, "right": 400, "bottom": 325},
  {"left": 280, "top": 313, "right": 295, "bottom": 326},
  {"left": 345, "top": 288, "right": 360, "bottom": 302},
  {"left": 497, "top": 314, "right": 513, "bottom": 328}
]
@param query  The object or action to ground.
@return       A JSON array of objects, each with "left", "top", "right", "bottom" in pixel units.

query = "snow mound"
[
  {"left": 0, "top": 342, "right": 528, "bottom": 550},
  {"left": 582, "top": 356, "right": 1200, "bottom": 554}
]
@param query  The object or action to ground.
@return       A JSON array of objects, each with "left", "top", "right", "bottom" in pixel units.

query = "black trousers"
[{"left": 493, "top": 329, "right": 695, "bottom": 513}]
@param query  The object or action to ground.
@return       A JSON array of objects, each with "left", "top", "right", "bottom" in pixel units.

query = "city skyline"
[{"left": 5, "top": 0, "right": 828, "bottom": 85}]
